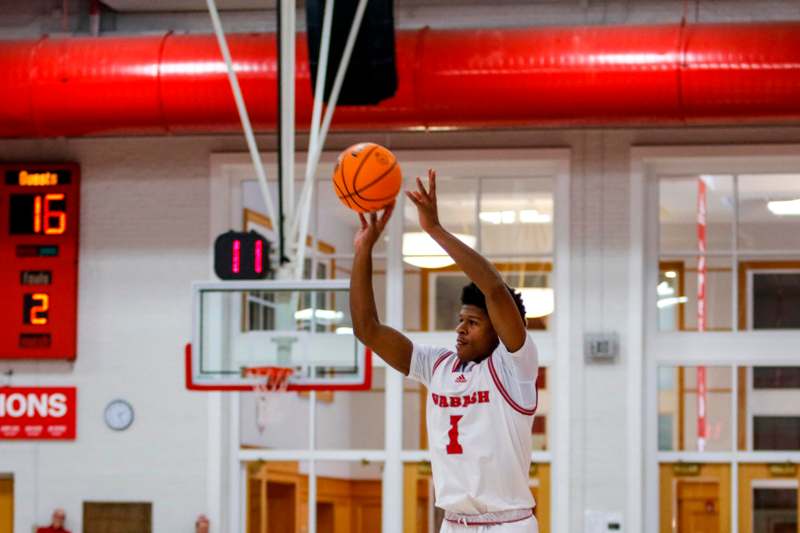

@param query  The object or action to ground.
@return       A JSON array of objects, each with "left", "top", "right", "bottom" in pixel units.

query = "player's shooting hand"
[
  {"left": 353, "top": 202, "right": 395, "bottom": 254},
  {"left": 405, "top": 169, "right": 441, "bottom": 233}
]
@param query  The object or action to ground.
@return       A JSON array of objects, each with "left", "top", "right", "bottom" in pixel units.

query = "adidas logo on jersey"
[{"left": 455, "top": 374, "right": 467, "bottom": 383}]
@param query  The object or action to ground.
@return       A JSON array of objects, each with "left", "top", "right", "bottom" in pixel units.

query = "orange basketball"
[{"left": 332, "top": 142, "right": 402, "bottom": 213}]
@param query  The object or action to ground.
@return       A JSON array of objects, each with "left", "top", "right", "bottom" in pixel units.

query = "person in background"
[
  {"left": 36, "top": 508, "right": 70, "bottom": 533},
  {"left": 195, "top": 514, "right": 210, "bottom": 533}
]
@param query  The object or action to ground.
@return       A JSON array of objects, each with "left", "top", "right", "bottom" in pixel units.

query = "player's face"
[{"left": 455, "top": 305, "right": 499, "bottom": 361}]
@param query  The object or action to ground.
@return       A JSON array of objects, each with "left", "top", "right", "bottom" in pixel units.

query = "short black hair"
[{"left": 460, "top": 282, "right": 526, "bottom": 323}]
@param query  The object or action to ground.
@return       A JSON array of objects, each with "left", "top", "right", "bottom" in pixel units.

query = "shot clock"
[
  {"left": 0, "top": 164, "right": 80, "bottom": 360},
  {"left": 214, "top": 230, "right": 271, "bottom": 280}
]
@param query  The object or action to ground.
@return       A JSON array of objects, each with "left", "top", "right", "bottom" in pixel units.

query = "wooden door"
[
  {"left": 267, "top": 482, "right": 297, "bottom": 533},
  {"left": 678, "top": 482, "right": 720, "bottom": 533},
  {"left": 403, "top": 463, "right": 431, "bottom": 533},
  {"left": 660, "top": 463, "right": 730, "bottom": 533},
  {"left": 530, "top": 463, "right": 551, "bottom": 533},
  {"left": 317, "top": 502, "right": 335, "bottom": 533},
  {"left": 83, "top": 502, "right": 152, "bottom": 533},
  {"left": 738, "top": 464, "right": 799, "bottom": 533},
  {"left": 0, "top": 478, "right": 12, "bottom": 533}
]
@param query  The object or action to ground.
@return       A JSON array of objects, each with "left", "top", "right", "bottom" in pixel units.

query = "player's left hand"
[{"left": 406, "top": 168, "right": 440, "bottom": 233}]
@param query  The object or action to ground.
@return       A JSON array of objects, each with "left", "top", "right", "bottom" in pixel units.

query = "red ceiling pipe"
[{"left": 1, "top": 23, "right": 800, "bottom": 138}]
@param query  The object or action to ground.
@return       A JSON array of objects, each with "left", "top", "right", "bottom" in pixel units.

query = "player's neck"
[
  {"left": 459, "top": 350, "right": 492, "bottom": 365},
  {"left": 474, "top": 352, "right": 491, "bottom": 365}
]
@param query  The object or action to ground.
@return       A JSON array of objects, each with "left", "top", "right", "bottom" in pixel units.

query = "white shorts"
[{"left": 440, "top": 515, "right": 539, "bottom": 533}]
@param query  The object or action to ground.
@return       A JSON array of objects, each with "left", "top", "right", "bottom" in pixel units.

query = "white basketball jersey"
[{"left": 409, "top": 335, "right": 539, "bottom": 516}]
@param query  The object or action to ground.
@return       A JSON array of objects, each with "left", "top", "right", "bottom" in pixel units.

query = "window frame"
[
  {"left": 631, "top": 145, "right": 800, "bottom": 533},
  {"left": 211, "top": 147, "right": 571, "bottom": 533}
]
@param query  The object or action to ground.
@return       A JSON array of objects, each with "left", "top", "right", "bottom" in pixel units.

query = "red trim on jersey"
[
  {"left": 431, "top": 351, "right": 453, "bottom": 377},
  {"left": 487, "top": 355, "right": 538, "bottom": 416},
  {"left": 444, "top": 510, "right": 534, "bottom": 526}
]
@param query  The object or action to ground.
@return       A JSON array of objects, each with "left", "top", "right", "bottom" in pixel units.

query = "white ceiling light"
[
  {"left": 519, "top": 210, "right": 552, "bottom": 224},
  {"left": 517, "top": 287, "right": 554, "bottom": 318},
  {"left": 767, "top": 198, "right": 800, "bottom": 216},
  {"left": 335, "top": 327, "right": 353, "bottom": 335},
  {"left": 479, "top": 210, "right": 516, "bottom": 224},
  {"left": 402, "top": 232, "right": 477, "bottom": 269},
  {"left": 657, "top": 281, "right": 674, "bottom": 296},
  {"left": 656, "top": 296, "right": 688, "bottom": 309},
  {"left": 294, "top": 308, "right": 344, "bottom": 324},
  {"left": 664, "top": 271, "right": 677, "bottom": 279},
  {"left": 479, "top": 209, "right": 552, "bottom": 225}
]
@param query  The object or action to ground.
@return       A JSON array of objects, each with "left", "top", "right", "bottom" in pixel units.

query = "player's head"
[{"left": 456, "top": 282, "right": 526, "bottom": 361}]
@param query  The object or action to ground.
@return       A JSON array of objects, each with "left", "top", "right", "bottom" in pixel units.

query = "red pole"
[{"left": 696, "top": 178, "right": 708, "bottom": 451}]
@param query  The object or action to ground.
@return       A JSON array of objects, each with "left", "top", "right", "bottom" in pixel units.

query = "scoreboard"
[{"left": 0, "top": 164, "right": 80, "bottom": 360}]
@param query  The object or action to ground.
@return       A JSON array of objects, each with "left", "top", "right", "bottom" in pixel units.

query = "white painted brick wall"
[{"left": 0, "top": 137, "right": 212, "bottom": 533}]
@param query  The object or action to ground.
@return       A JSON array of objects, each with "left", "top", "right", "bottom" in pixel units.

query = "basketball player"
[{"left": 351, "top": 169, "right": 539, "bottom": 532}]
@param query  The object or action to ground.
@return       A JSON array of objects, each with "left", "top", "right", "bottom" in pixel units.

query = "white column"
[
  {"left": 384, "top": 197, "right": 405, "bottom": 533},
  {"left": 553, "top": 159, "right": 572, "bottom": 533},
  {"left": 309, "top": 390, "right": 318, "bottom": 533}
]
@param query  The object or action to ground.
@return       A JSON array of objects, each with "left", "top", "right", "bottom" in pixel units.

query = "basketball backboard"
[{"left": 186, "top": 279, "right": 371, "bottom": 391}]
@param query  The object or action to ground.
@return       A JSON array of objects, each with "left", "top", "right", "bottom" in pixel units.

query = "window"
[
  {"left": 640, "top": 148, "right": 800, "bottom": 533},
  {"left": 753, "top": 487, "right": 798, "bottom": 533},
  {"left": 404, "top": 175, "right": 555, "bottom": 332},
  {"left": 657, "top": 174, "right": 800, "bottom": 331},
  {"left": 657, "top": 366, "right": 733, "bottom": 452},
  {"left": 750, "top": 271, "right": 800, "bottom": 329},
  {"left": 753, "top": 417, "right": 800, "bottom": 451},
  {"left": 219, "top": 149, "right": 569, "bottom": 533},
  {"left": 742, "top": 366, "right": 800, "bottom": 451},
  {"left": 754, "top": 367, "right": 800, "bottom": 389}
]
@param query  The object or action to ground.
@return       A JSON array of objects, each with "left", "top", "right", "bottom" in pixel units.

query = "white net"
[{"left": 246, "top": 367, "right": 294, "bottom": 434}]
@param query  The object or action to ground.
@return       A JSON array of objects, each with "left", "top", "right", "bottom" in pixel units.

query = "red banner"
[{"left": 0, "top": 387, "right": 76, "bottom": 440}]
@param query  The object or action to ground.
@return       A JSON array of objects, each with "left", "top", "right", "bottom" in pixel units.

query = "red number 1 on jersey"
[{"left": 446, "top": 415, "right": 463, "bottom": 454}]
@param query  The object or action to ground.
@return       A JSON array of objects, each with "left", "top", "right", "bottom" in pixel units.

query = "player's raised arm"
[
  {"left": 406, "top": 169, "right": 527, "bottom": 352},
  {"left": 349, "top": 203, "right": 414, "bottom": 375}
]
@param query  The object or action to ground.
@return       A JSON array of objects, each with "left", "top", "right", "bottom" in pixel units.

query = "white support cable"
[
  {"left": 292, "top": 0, "right": 335, "bottom": 279},
  {"left": 206, "top": 0, "right": 276, "bottom": 227},
  {"left": 293, "top": 0, "right": 370, "bottom": 279},
  {"left": 317, "top": 0, "right": 369, "bottom": 154},
  {"left": 279, "top": 0, "right": 296, "bottom": 264}
]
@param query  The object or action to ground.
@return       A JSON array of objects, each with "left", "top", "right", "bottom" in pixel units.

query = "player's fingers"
[
  {"left": 358, "top": 213, "right": 368, "bottom": 228},
  {"left": 405, "top": 191, "right": 419, "bottom": 205},
  {"left": 416, "top": 176, "right": 428, "bottom": 197},
  {"left": 369, "top": 211, "right": 378, "bottom": 226},
  {"left": 429, "top": 169, "right": 436, "bottom": 198},
  {"left": 380, "top": 202, "right": 395, "bottom": 226}
]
